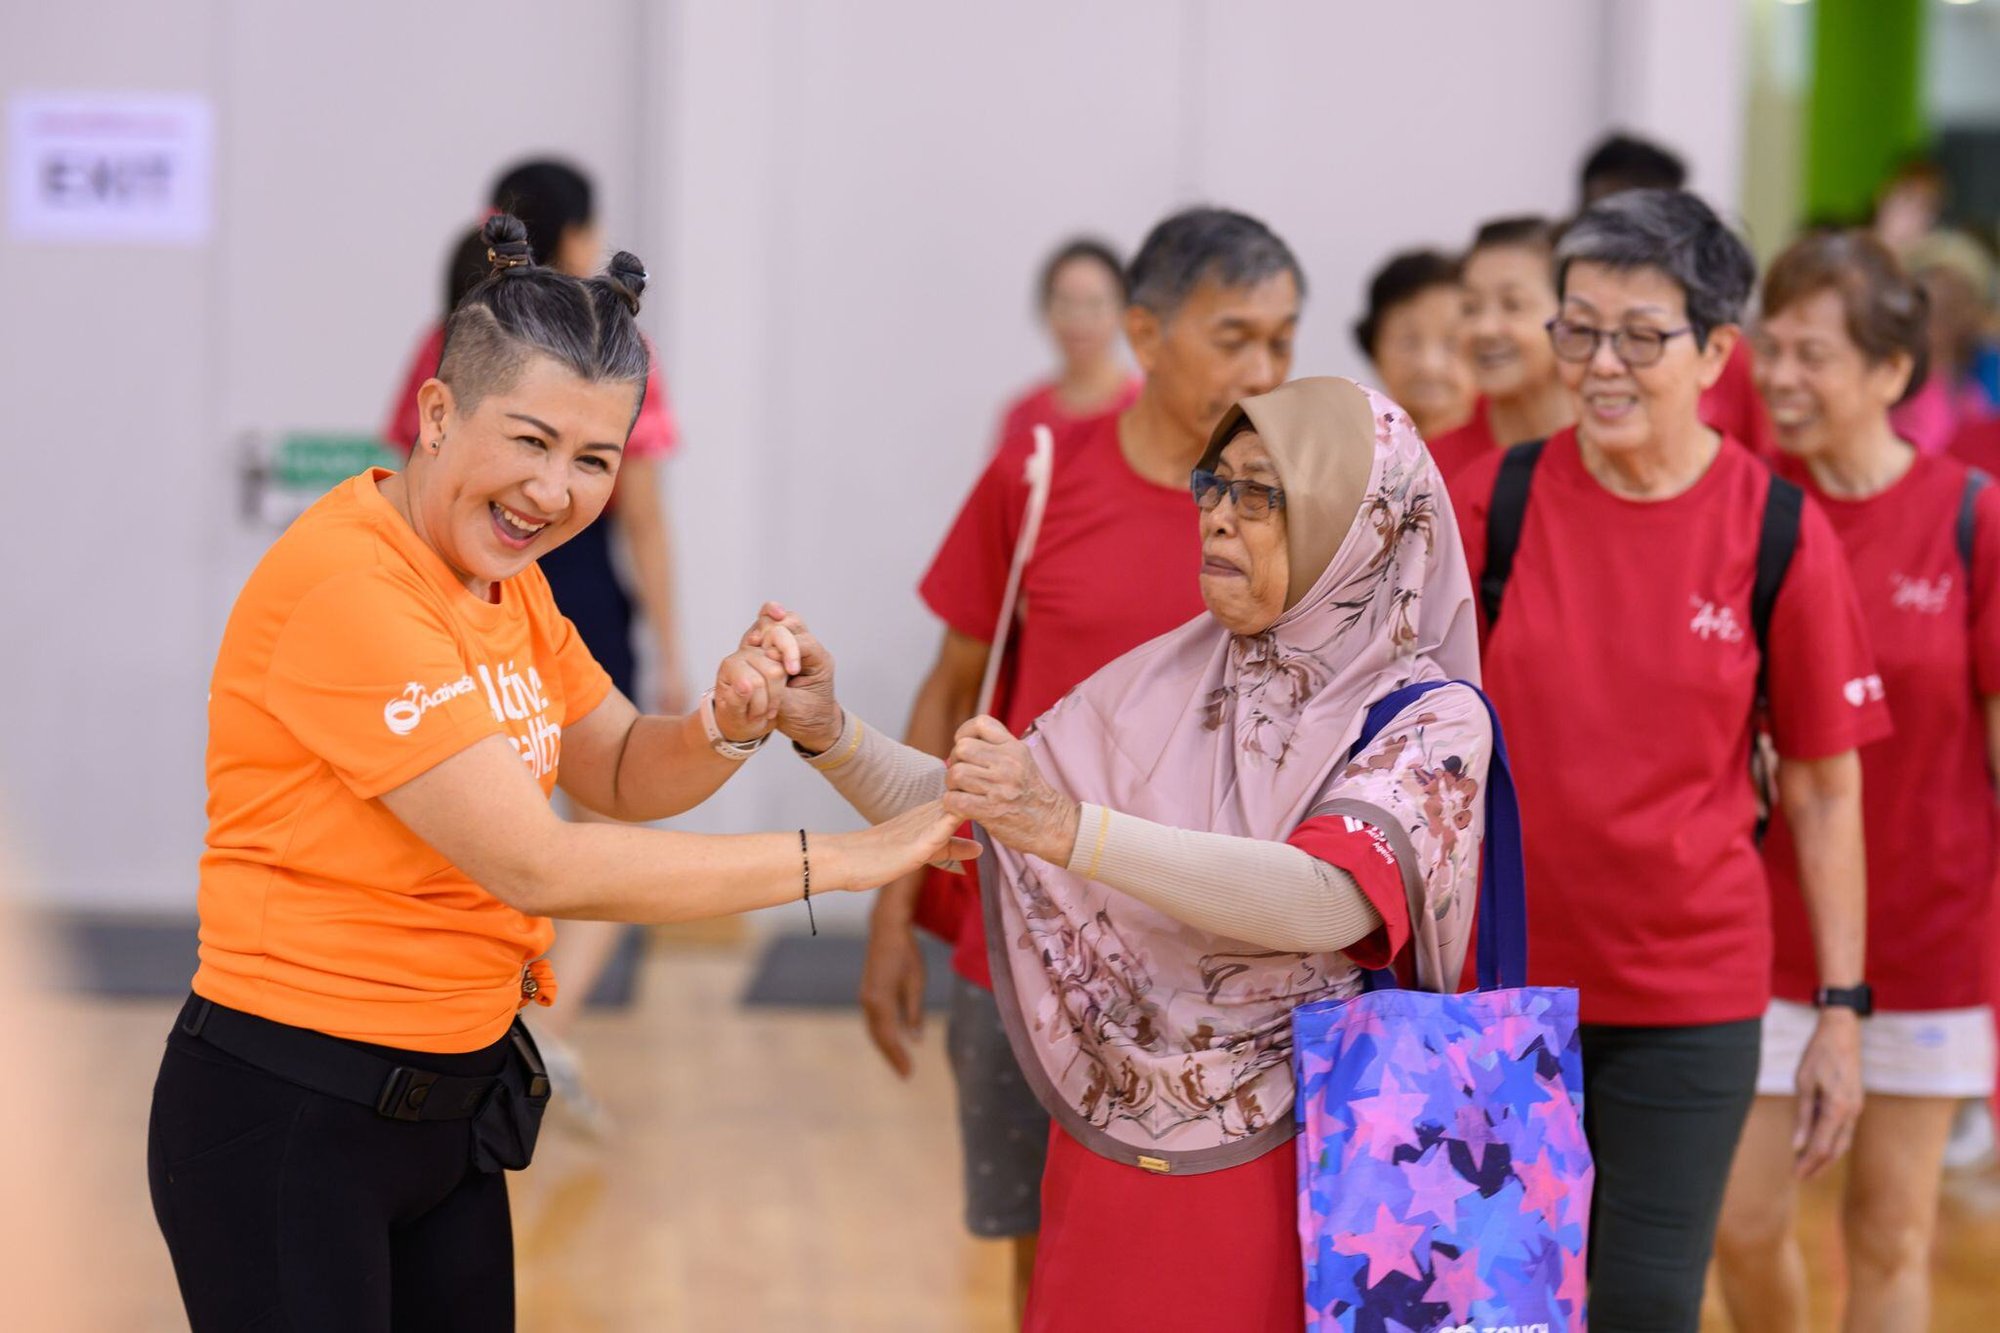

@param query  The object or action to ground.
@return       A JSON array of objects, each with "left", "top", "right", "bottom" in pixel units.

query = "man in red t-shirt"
[{"left": 858, "top": 208, "right": 1304, "bottom": 1311}]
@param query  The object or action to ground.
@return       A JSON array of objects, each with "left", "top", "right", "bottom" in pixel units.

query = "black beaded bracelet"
[{"left": 798, "top": 828, "right": 816, "bottom": 936}]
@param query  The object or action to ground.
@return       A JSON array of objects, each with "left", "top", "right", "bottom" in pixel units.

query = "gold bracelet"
[
  {"left": 813, "top": 716, "right": 866, "bottom": 773},
  {"left": 1079, "top": 805, "right": 1113, "bottom": 881}
]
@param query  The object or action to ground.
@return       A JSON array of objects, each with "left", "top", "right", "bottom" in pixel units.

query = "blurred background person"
[
  {"left": 1718, "top": 229, "right": 2000, "bottom": 1333},
  {"left": 857, "top": 207, "right": 1303, "bottom": 1320},
  {"left": 1891, "top": 229, "right": 1999, "bottom": 454},
  {"left": 1871, "top": 157, "right": 1948, "bottom": 258},
  {"left": 1352, "top": 246, "right": 1474, "bottom": 441},
  {"left": 989, "top": 237, "right": 1141, "bottom": 452},
  {"left": 383, "top": 158, "right": 689, "bottom": 1131},
  {"left": 1426, "top": 216, "right": 1570, "bottom": 480},
  {"left": 1448, "top": 190, "right": 1884, "bottom": 1331},
  {"left": 1578, "top": 130, "right": 1689, "bottom": 208}
]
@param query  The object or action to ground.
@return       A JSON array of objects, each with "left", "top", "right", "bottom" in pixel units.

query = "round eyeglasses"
[{"left": 1545, "top": 317, "right": 1692, "bottom": 368}]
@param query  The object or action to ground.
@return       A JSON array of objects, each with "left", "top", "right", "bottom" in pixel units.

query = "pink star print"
[
  {"left": 1516, "top": 1150, "right": 1568, "bottom": 1222},
  {"left": 1349, "top": 1070, "right": 1430, "bottom": 1160},
  {"left": 1347, "top": 1203, "right": 1430, "bottom": 1288},
  {"left": 1425, "top": 1246, "right": 1496, "bottom": 1314},
  {"left": 1403, "top": 1145, "right": 1478, "bottom": 1229}
]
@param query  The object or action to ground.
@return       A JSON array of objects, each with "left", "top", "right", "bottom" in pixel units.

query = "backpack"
[{"left": 1479, "top": 446, "right": 1990, "bottom": 838}]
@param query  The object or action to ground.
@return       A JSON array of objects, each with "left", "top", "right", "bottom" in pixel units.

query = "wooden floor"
[{"left": 21, "top": 937, "right": 2000, "bottom": 1331}]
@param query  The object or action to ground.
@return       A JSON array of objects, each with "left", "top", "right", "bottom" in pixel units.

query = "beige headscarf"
[{"left": 982, "top": 378, "right": 1488, "bottom": 1173}]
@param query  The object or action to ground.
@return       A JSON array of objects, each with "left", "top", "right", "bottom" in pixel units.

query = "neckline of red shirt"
[{"left": 1542, "top": 425, "right": 1747, "bottom": 514}]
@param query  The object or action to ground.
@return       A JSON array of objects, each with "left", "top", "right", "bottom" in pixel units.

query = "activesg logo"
[{"left": 383, "top": 676, "right": 478, "bottom": 735}]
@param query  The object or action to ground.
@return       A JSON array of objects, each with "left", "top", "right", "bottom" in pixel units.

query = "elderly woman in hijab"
[{"left": 761, "top": 377, "right": 1492, "bottom": 1328}]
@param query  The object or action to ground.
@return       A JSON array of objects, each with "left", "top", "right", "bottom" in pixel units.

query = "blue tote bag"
[{"left": 1294, "top": 681, "right": 1591, "bottom": 1332}]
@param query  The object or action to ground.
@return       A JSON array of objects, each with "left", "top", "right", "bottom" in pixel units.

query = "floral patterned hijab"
[{"left": 982, "top": 378, "right": 1487, "bottom": 1173}]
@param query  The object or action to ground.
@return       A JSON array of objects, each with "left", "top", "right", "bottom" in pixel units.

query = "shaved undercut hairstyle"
[
  {"left": 437, "top": 213, "right": 651, "bottom": 421},
  {"left": 1126, "top": 207, "right": 1306, "bottom": 323}
]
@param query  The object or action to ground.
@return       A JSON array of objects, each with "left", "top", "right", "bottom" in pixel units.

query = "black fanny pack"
[{"left": 175, "top": 994, "right": 551, "bottom": 1173}]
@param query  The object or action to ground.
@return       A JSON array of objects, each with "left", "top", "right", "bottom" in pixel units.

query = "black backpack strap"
[
  {"left": 1479, "top": 439, "right": 1548, "bottom": 627},
  {"left": 1752, "top": 474, "right": 1805, "bottom": 682},
  {"left": 1959, "top": 468, "right": 1991, "bottom": 573}
]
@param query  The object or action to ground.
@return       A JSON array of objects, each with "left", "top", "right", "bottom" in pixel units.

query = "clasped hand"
[
  {"left": 708, "top": 601, "right": 841, "bottom": 747},
  {"left": 942, "top": 716, "right": 1081, "bottom": 866}
]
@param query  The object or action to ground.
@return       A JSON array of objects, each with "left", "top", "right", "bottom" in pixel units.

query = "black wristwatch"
[{"left": 1814, "top": 983, "right": 1874, "bottom": 1017}]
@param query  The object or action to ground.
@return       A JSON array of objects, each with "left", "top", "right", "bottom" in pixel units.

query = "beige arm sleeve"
[
  {"left": 1066, "top": 804, "right": 1385, "bottom": 953},
  {"left": 796, "top": 711, "right": 946, "bottom": 823}
]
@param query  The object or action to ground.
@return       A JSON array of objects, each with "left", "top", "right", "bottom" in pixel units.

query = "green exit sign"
[{"left": 271, "top": 434, "right": 398, "bottom": 492}]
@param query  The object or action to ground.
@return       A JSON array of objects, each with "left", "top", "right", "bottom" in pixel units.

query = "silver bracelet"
[{"left": 698, "top": 689, "right": 768, "bottom": 761}]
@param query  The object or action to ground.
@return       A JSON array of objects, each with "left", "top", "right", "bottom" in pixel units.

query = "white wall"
[{"left": 1, "top": 0, "right": 1747, "bottom": 919}]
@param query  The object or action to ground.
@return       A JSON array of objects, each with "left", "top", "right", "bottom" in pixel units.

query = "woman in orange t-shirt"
[{"left": 147, "top": 214, "right": 969, "bottom": 1332}]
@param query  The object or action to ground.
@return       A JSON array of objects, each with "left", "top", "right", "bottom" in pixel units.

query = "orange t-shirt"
[{"left": 193, "top": 468, "right": 613, "bottom": 1051}]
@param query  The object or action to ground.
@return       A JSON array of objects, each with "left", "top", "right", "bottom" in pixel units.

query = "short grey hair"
[
  {"left": 1126, "top": 207, "right": 1306, "bottom": 321},
  {"left": 1555, "top": 189, "right": 1755, "bottom": 346}
]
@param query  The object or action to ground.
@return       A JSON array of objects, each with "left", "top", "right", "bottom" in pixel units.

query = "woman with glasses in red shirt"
[{"left": 1448, "top": 191, "right": 1885, "bottom": 1331}]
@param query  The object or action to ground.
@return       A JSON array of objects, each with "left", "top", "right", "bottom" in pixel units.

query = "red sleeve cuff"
[{"left": 1288, "top": 816, "right": 1407, "bottom": 971}]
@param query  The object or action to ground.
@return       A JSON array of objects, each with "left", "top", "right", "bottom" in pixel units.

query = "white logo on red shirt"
[
  {"left": 1688, "top": 597, "right": 1744, "bottom": 643},
  {"left": 383, "top": 675, "right": 478, "bottom": 736},
  {"left": 1340, "top": 817, "right": 1398, "bottom": 868},
  {"left": 1889, "top": 571, "right": 1952, "bottom": 616},
  {"left": 1841, "top": 675, "right": 1885, "bottom": 708}
]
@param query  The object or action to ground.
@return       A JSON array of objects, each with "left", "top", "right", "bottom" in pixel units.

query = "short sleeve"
[
  {"left": 1764, "top": 495, "right": 1893, "bottom": 759},
  {"left": 623, "top": 350, "right": 680, "bottom": 462},
  {"left": 917, "top": 433, "right": 1034, "bottom": 644},
  {"left": 1971, "top": 480, "right": 2000, "bottom": 696},
  {"left": 267, "top": 570, "right": 502, "bottom": 800},
  {"left": 1287, "top": 816, "right": 1406, "bottom": 970},
  {"left": 526, "top": 565, "right": 616, "bottom": 724}
]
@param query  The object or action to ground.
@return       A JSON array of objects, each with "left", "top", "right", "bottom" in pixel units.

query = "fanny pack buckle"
[{"left": 376, "top": 1066, "right": 442, "bottom": 1121}]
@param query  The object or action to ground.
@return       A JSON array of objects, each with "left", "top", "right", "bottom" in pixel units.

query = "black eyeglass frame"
[
  {"left": 1544, "top": 316, "right": 1694, "bottom": 368},
  {"left": 1190, "top": 468, "right": 1287, "bottom": 519}
]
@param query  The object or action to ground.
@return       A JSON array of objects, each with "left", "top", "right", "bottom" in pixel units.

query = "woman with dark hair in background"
[
  {"left": 384, "top": 159, "right": 687, "bottom": 1128},
  {"left": 990, "top": 237, "right": 1142, "bottom": 450},
  {"left": 1716, "top": 231, "right": 2000, "bottom": 1333},
  {"left": 153, "top": 216, "right": 968, "bottom": 1330},
  {"left": 1426, "top": 217, "right": 1571, "bottom": 481},
  {"left": 1448, "top": 190, "right": 1885, "bottom": 1331},
  {"left": 1353, "top": 247, "right": 1474, "bottom": 441}
]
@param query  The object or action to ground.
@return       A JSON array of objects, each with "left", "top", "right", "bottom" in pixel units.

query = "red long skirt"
[{"left": 1024, "top": 1123, "right": 1301, "bottom": 1332}]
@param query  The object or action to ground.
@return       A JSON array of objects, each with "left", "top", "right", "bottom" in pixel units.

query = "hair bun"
[
  {"left": 481, "top": 213, "right": 534, "bottom": 276},
  {"left": 604, "top": 250, "right": 647, "bottom": 315}
]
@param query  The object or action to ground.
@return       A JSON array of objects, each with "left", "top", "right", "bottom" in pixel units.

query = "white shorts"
[{"left": 1755, "top": 998, "right": 1998, "bottom": 1099}]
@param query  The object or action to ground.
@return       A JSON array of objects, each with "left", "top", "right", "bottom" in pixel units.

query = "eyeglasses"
[
  {"left": 1545, "top": 317, "right": 1693, "bottom": 368},
  {"left": 1190, "top": 469, "right": 1286, "bottom": 520}
]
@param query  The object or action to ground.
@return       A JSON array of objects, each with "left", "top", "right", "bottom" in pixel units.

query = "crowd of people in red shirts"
[{"left": 857, "top": 134, "right": 2000, "bottom": 1331}]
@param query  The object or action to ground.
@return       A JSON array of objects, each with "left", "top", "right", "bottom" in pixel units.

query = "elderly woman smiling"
[
  {"left": 1447, "top": 190, "right": 1888, "bottom": 1332},
  {"left": 760, "top": 377, "right": 1493, "bottom": 1329}
]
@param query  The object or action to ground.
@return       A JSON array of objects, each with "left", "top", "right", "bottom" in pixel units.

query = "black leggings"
[
  {"left": 1581, "top": 1018, "right": 1761, "bottom": 1333},
  {"left": 147, "top": 1026, "right": 515, "bottom": 1331}
]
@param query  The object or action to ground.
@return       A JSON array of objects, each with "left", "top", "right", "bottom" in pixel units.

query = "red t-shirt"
[
  {"left": 1702, "top": 338, "right": 1776, "bottom": 460},
  {"left": 991, "top": 376, "right": 1143, "bottom": 455},
  {"left": 1449, "top": 430, "right": 1890, "bottom": 1026},
  {"left": 1425, "top": 398, "right": 1501, "bottom": 483},
  {"left": 921, "top": 411, "right": 1208, "bottom": 985},
  {"left": 1952, "top": 416, "right": 2000, "bottom": 477},
  {"left": 381, "top": 324, "right": 681, "bottom": 465},
  {"left": 1766, "top": 454, "right": 2000, "bottom": 1011}
]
